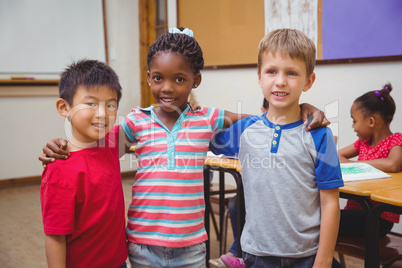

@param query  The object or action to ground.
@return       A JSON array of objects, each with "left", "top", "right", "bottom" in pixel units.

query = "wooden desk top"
[
  {"left": 370, "top": 187, "right": 402, "bottom": 206},
  {"left": 340, "top": 172, "right": 402, "bottom": 197},
  {"left": 204, "top": 156, "right": 240, "bottom": 171}
]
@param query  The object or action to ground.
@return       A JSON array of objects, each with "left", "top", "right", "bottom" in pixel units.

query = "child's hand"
[
  {"left": 300, "top": 103, "right": 330, "bottom": 131},
  {"left": 188, "top": 101, "right": 201, "bottom": 111},
  {"left": 38, "top": 138, "right": 69, "bottom": 168}
]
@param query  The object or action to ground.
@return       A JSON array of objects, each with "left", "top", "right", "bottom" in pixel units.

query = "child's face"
[
  {"left": 350, "top": 102, "right": 373, "bottom": 141},
  {"left": 67, "top": 85, "right": 118, "bottom": 144},
  {"left": 258, "top": 52, "right": 315, "bottom": 113},
  {"left": 148, "top": 52, "right": 200, "bottom": 114}
]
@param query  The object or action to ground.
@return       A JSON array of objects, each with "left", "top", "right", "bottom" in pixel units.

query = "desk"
[
  {"left": 338, "top": 173, "right": 402, "bottom": 267},
  {"left": 364, "top": 183, "right": 402, "bottom": 267},
  {"left": 203, "top": 156, "right": 245, "bottom": 266}
]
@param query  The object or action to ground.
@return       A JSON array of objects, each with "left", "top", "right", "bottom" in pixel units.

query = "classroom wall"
[{"left": 0, "top": 0, "right": 140, "bottom": 180}]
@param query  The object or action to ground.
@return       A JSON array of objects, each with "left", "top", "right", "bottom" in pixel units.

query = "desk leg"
[
  {"left": 203, "top": 167, "right": 211, "bottom": 268},
  {"left": 203, "top": 165, "right": 245, "bottom": 263},
  {"left": 219, "top": 171, "right": 225, "bottom": 249},
  {"left": 227, "top": 170, "right": 245, "bottom": 257},
  {"left": 365, "top": 203, "right": 402, "bottom": 268}
]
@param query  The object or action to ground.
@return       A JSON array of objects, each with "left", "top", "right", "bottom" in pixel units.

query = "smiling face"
[
  {"left": 258, "top": 52, "right": 315, "bottom": 122},
  {"left": 350, "top": 102, "right": 374, "bottom": 141},
  {"left": 147, "top": 52, "right": 201, "bottom": 116},
  {"left": 66, "top": 85, "right": 118, "bottom": 146}
]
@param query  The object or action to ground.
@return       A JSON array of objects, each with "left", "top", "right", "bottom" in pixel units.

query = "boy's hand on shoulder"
[
  {"left": 38, "top": 138, "right": 69, "bottom": 168},
  {"left": 300, "top": 103, "right": 330, "bottom": 131}
]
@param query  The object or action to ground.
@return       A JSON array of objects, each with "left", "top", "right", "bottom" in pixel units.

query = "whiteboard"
[{"left": 0, "top": 0, "right": 106, "bottom": 74}]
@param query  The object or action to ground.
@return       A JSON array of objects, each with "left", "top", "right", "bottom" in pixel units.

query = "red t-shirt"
[
  {"left": 41, "top": 126, "right": 128, "bottom": 267},
  {"left": 344, "top": 132, "right": 402, "bottom": 223}
]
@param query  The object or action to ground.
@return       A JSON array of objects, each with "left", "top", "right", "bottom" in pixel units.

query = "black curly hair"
[
  {"left": 354, "top": 83, "right": 396, "bottom": 124},
  {"left": 147, "top": 28, "right": 204, "bottom": 74}
]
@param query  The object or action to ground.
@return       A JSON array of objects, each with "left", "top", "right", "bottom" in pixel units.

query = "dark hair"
[
  {"left": 354, "top": 83, "right": 396, "bottom": 124},
  {"left": 59, "top": 59, "right": 122, "bottom": 105},
  {"left": 262, "top": 98, "right": 269, "bottom": 110},
  {"left": 147, "top": 28, "right": 204, "bottom": 74}
]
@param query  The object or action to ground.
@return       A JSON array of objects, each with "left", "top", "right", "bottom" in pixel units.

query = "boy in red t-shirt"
[{"left": 40, "top": 59, "right": 128, "bottom": 268}]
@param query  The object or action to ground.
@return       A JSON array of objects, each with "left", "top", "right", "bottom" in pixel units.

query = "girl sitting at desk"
[{"left": 338, "top": 83, "right": 402, "bottom": 237}]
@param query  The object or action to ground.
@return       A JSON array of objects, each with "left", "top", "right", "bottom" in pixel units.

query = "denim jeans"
[
  {"left": 128, "top": 242, "right": 206, "bottom": 268},
  {"left": 243, "top": 253, "right": 342, "bottom": 268}
]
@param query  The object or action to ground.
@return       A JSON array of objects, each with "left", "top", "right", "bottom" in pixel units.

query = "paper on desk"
[
  {"left": 207, "top": 151, "right": 238, "bottom": 159},
  {"left": 340, "top": 163, "right": 391, "bottom": 182}
]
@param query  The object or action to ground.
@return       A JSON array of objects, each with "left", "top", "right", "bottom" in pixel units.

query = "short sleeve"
[
  {"left": 121, "top": 110, "right": 138, "bottom": 143},
  {"left": 310, "top": 127, "right": 344, "bottom": 189},
  {"left": 209, "top": 108, "right": 225, "bottom": 133},
  {"left": 389, "top": 133, "right": 402, "bottom": 148},
  {"left": 41, "top": 176, "right": 76, "bottom": 235}
]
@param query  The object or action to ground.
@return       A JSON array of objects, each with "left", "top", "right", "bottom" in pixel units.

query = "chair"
[
  {"left": 335, "top": 233, "right": 402, "bottom": 267},
  {"left": 208, "top": 182, "right": 236, "bottom": 255}
]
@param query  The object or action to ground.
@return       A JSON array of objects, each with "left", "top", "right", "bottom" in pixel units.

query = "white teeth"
[
  {"left": 161, "top": 98, "right": 175, "bottom": 102},
  {"left": 273, "top": 92, "right": 288, "bottom": 96},
  {"left": 93, "top": 124, "right": 106, "bottom": 127}
]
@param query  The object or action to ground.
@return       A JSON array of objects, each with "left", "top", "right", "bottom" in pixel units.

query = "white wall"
[
  {"left": 104, "top": 0, "right": 141, "bottom": 172},
  {"left": 0, "top": 0, "right": 140, "bottom": 179}
]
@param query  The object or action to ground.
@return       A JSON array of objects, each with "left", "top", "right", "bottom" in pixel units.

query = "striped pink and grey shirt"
[{"left": 121, "top": 105, "right": 224, "bottom": 247}]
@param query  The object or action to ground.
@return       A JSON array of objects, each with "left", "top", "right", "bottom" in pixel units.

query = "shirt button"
[
  {"left": 274, "top": 133, "right": 278, "bottom": 137},
  {"left": 272, "top": 141, "right": 277, "bottom": 145},
  {"left": 276, "top": 126, "right": 280, "bottom": 130}
]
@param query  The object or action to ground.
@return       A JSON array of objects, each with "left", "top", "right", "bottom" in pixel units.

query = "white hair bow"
[{"left": 168, "top": 27, "right": 194, "bottom": 38}]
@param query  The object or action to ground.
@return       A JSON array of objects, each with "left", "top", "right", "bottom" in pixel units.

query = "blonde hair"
[{"left": 257, "top": 29, "right": 316, "bottom": 76}]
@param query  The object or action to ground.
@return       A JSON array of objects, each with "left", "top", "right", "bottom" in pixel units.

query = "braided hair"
[
  {"left": 147, "top": 28, "right": 204, "bottom": 74},
  {"left": 354, "top": 83, "right": 396, "bottom": 124}
]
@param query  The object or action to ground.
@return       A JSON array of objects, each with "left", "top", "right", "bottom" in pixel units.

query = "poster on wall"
[
  {"left": 264, "top": 0, "right": 318, "bottom": 54},
  {"left": 264, "top": 0, "right": 402, "bottom": 60}
]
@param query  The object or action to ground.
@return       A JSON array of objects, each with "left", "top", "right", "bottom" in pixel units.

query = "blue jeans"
[
  {"left": 228, "top": 195, "right": 239, "bottom": 256},
  {"left": 128, "top": 242, "right": 206, "bottom": 268},
  {"left": 243, "top": 253, "right": 342, "bottom": 268}
]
